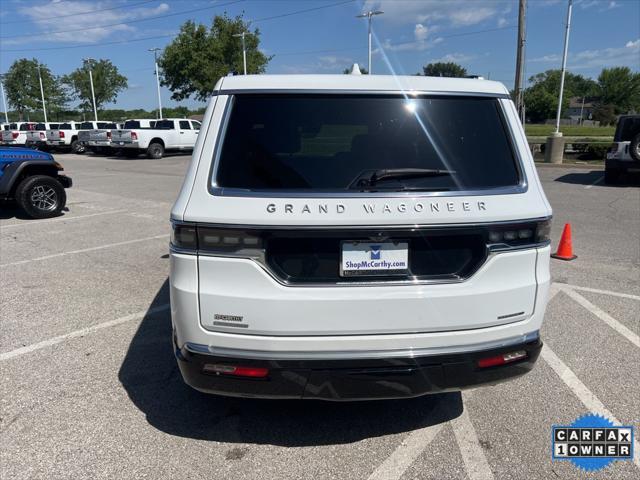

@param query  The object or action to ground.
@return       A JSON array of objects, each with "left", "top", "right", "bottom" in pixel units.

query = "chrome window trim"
[
  {"left": 183, "top": 330, "right": 540, "bottom": 360},
  {"left": 171, "top": 217, "right": 551, "bottom": 288},
  {"left": 207, "top": 94, "right": 528, "bottom": 198}
]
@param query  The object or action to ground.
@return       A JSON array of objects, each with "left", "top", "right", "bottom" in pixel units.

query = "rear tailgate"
[{"left": 111, "top": 130, "right": 134, "bottom": 144}]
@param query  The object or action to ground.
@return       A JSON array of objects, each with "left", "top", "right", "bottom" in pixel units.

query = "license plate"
[{"left": 341, "top": 241, "right": 409, "bottom": 277}]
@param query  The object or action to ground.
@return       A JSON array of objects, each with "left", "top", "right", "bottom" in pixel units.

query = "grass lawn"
[{"left": 524, "top": 124, "right": 615, "bottom": 137}]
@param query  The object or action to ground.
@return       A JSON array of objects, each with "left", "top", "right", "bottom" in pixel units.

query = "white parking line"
[
  {"left": 367, "top": 413, "right": 445, "bottom": 480},
  {"left": 0, "top": 234, "right": 169, "bottom": 267},
  {"left": 0, "top": 209, "right": 127, "bottom": 229},
  {"left": 558, "top": 283, "right": 640, "bottom": 302},
  {"left": 0, "top": 304, "right": 170, "bottom": 362},
  {"left": 585, "top": 175, "right": 603, "bottom": 189},
  {"left": 541, "top": 344, "right": 640, "bottom": 469},
  {"left": 450, "top": 399, "right": 495, "bottom": 480},
  {"left": 560, "top": 286, "right": 640, "bottom": 348}
]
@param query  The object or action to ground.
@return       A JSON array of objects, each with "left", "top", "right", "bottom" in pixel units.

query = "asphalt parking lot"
[{"left": 1, "top": 152, "right": 639, "bottom": 479}]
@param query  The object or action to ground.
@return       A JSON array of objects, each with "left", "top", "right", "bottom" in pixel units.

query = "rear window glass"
[
  {"left": 124, "top": 120, "right": 140, "bottom": 129},
  {"left": 60, "top": 123, "right": 73, "bottom": 130},
  {"left": 214, "top": 95, "right": 520, "bottom": 192},
  {"left": 96, "top": 122, "right": 114, "bottom": 129},
  {"left": 155, "top": 120, "right": 174, "bottom": 129},
  {"left": 35, "top": 123, "right": 47, "bottom": 130},
  {"left": 614, "top": 116, "right": 640, "bottom": 141},
  {"left": 80, "top": 122, "right": 94, "bottom": 129},
  {"left": 9, "top": 123, "right": 18, "bottom": 129},
  {"left": 19, "top": 124, "right": 35, "bottom": 131}
]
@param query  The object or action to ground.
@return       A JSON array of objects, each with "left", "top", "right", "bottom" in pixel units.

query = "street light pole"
[
  {"left": 37, "top": 63, "right": 48, "bottom": 123},
  {"left": 233, "top": 32, "right": 248, "bottom": 75},
  {"left": 356, "top": 10, "right": 384, "bottom": 74},
  {"left": 148, "top": 48, "right": 163, "bottom": 119},
  {"left": 555, "top": 0, "right": 573, "bottom": 134},
  {"left": 83, "top": 58, "right": 98, "bottom": 122},
  {"left": 0, "top": 75, "right": 9, "bottom": 124}
]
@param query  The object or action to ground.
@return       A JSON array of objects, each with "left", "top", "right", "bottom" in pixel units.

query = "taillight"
[
  {"left": 12, "top": 132, "right": 18, "bottom": 139},
  {"left": 478, "top": 350, "right": 527, "bottom": 368},
  {"left": 131, "top": 131, "right": 138, "bottom": 140},
  {"left": 59, "top": 131, "right": 65, "bottom": 138},
  {"left": 170, "top": 223, "right": 264, "bottom": 256},
  {"left": 487, "top": 219, "right": 551, "bottom": 248},
  {"left": 107, "top": 131, "right": 112, "bottom": 139},
  {"left": 40, "top": 132, "right": 45, "bottom": 139},
  {"left": 202, "top": 364, "right": 269, "bottom": 378}
]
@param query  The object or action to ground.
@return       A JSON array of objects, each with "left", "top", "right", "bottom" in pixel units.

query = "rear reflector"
[
  {"left": 202, "top": 364, "right": 269, "bottom": 378},
  {"left": 478, "top": 350, "right": 527, "bottom": 368}
]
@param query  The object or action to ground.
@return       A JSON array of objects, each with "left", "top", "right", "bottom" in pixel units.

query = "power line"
[
  {"left": 251, "top": 0, "right": 355, "bottom": 23},
  {"left": 0, "top": 0, "right": 156, "bottom": 25},
  {"left": 1, "top": 33, "right": 178, "bottom": 53},
  {"left": 0, "top": 0, "right": 244, "bottom": 39}
]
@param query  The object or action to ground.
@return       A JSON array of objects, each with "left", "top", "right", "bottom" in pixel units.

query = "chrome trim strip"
[
  {"left": 207, "top": 94, "right": 527, "bottom": 198},
  {"left": 183, "top": 330, "right": 540, "bottom": 360}
]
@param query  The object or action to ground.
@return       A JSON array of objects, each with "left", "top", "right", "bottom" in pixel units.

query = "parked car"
[
  {"left": 78, "top": 122, "right": 121, "bottom": 154},
  {"left": 112, "top": 118, "right": 200, "bottom": 158},
  {"left": 169, "top": 74, "right": 552, "bottom": 400},
  {"left": 46, "top": 121, "right": 83, "bottom": 153},
  {"left": 1, "top": 122, "right": 37, "bottom": 146},
  {"left": 0, "top": 147, "right": 72, "bottom": 218},
  {"left": 606, "top": 115, "right": 640, "bottom": 184},
  {"left": 25, "top": 122, "right": 59, "bottom": 150}
]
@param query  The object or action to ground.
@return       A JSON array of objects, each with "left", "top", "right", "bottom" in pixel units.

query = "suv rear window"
[
  {"left": 214, "top": 95, "right": 520, "bottom": 192},
  {"left": 614, "top": 116, "right": 640, "bottom": 142}
]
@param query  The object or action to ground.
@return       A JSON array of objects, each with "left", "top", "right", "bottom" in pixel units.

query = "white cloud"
[
  {"left": 529, "top": 39, "right": 640, "bottom": 69},
  {"left": 13, "top": 0, "right": 170, "bottom": 44},
  {"left": 429, "top": 53, "right": 477, "bottom": 64},
  {"left": 414, "top": 24, "right": 428, "bottom": 42},
  {"left": 362, "top": 0, "right": 507, "bottom": 27},
  {"left": 497, "top": 17, "right": 508, "bottom": 27}
]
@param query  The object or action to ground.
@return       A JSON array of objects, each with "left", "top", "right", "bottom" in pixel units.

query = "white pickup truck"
[
  {"left": 2, "top": 122, "right": 37, "bottom": 146},
  {"left": 78, "top": 122, "right": 121, "bottom": 154},
  {"left": 111, "top": 118, "right": 200, "bottom": 158},
  {"left": 46, "top": 121, "right": 83, "bottom": 152},
  {"left": 25, "top": 122, "right": 60, "bottom": 150}
]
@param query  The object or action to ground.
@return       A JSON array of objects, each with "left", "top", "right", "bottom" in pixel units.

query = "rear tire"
[
  {"left": 71, "top": 139, "right": 85, "bottom": 154},
  {"left": 630, "top": 133, "right": 640, "bottom": 161},
  {"left": 15, "top": 175, "right": 66, "bottom": 219},
  {"left": 604, "top": 166, "right": 621, "bottom": 185},
  {"left": 146, "top": 142, "right": 164, "bottom": 159}
]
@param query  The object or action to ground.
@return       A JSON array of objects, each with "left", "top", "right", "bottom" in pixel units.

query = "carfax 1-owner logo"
[{"left": 552, "top": 413, "right": 635, "bottom": 472}]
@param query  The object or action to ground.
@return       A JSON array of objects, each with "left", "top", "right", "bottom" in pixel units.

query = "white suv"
[{"left": 170, "top": 74, "right": 553, "bottom": 400}]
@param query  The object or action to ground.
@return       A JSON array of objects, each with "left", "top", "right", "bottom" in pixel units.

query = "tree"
[
  {"left": 597, "top": 67, "right": 640, "bottom": 114},
  {"left": 159, "top": 14, "right": 271, "bottom": 102},
  {"left": 421, "top": 62, "right": 467, "bottom": 78},
  {"left": 591, "top": 103, "right": 616, "bottom": 126},
  {"left": 4, "top": 58, "right": 68, "bottom": 120},
  {"left": 63, "top": 59, "right": 127, "bottom": 112},
  {"left": 522, "top": 69, "right": 599, "bottom": 122}
]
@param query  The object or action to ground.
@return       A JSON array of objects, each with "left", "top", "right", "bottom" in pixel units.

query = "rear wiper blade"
[{"left": 350, "top": 168, "right": 456, "bottom": 188}]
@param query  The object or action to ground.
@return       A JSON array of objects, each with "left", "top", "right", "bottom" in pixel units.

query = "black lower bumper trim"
[{"left": 175, "top": 338, "right": 542, "bottom": 401}]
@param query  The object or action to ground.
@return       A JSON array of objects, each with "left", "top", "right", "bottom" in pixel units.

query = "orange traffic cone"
[{"left": 551, "top": 223, "right": 577, "bottom": 261}]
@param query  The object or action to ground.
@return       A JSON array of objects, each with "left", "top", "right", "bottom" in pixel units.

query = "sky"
[{"left": 0, "top": 0, "right": 638, "bottom": 111}]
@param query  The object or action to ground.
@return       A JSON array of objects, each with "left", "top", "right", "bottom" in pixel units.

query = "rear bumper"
[
  {"left": 175, "top": 336, "right": 542, "bottom": 400},
  {"left": 606, "top": 157, "right": 640, "bottom": 171}
]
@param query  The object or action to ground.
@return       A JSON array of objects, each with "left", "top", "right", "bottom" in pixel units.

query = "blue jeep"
[{"left": 0, "top": 147, "right": 72, "bottom": 218}]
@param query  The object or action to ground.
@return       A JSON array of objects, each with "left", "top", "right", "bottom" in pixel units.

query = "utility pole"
[
  {"left": 233, "top": 32, "right": 248, "bottom": 75},
  {"left": 356, "top": 10, "right": 384, "bottom": 74},
  {"left": 555, "top": 0, "right": 573, "bottom": 134},
  {"left": 513, "top": 0, "right": 527, "bottom": 117},
  {"left": 545, "top": 0, "right": 573, "bottom": 164},
  {"left": 579, "top": 96, "right": 585, "bottom": 125},
  {"left": 0, "top": 75, "right": 9, "bottom": 124},
  {"left": 83, "top": 58, "right": 98, "bottom": 122},
  {"left": 37, "top": 63, "right": 48, "bottom": 123},
  {"left": 148, "top": 48, "right": 163, "bottom": 119}
]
